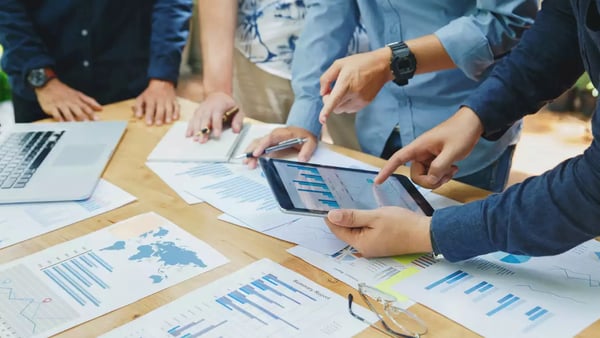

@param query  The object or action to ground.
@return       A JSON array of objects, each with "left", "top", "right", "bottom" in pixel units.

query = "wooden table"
[{"left": 2, "top": 98, "right": 597, "bottom": 337}]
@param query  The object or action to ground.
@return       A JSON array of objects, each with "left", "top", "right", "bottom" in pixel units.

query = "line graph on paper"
[
  {"left": 0, "top": 265, "right": 78, "bottom": 338},
  {"left": 551, "top": 266, "right": 600, "bottom": 288}
]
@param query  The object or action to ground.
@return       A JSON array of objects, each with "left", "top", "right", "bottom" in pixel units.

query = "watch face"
[
  {"left": 393, "top": 58, "right": 415, "bottom": 76},
  {"left": 27, "top": 68, "right": 48, "bottom": 87}
]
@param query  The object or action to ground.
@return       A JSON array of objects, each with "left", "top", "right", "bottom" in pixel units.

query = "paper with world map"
[{"left": 0, "top": 212, "right": 228, "bottom": 338}]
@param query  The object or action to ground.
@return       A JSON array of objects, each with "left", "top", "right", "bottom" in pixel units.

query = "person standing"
[
  {"left": 325, "top": 0, "right": 600, "bottom": 262},
  {"left": 0, "top": 0, "right": 192, "bottom": 125},
  {"left": 247, "top": 0, "right": 538, "bottom": 193},
  {"left": 186, "top": 0, "right": 367, "bottom": 141}
]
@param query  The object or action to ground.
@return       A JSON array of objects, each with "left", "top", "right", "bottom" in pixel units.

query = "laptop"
[{"left": 0, "top": 120, "right": 127, "bottom": 203}]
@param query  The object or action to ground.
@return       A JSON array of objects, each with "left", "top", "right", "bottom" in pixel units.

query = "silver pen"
[{"left": 234, "top": 137, "right": 308, "bottom": 159}]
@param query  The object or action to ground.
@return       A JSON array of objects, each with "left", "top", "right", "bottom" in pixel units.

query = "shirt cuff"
[
  {"left": 430, "top": 202, "right": 496, "bottom": 262},
  {"left": 147, "top": 56, "right": 180, "bottom": 84},
  {"left": 434, "top": 18, "right": 495, "bottom": 81},
  {"left": 286, "top": 98, "right": 323, "bottom": 138}
]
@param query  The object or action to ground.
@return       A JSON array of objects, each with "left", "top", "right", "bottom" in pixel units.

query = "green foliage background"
[{"left": 0, "top": 44, "right": 11, "bottom": 102}]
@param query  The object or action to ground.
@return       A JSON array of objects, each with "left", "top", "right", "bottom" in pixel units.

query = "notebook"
[
  {"left": 0, "top": 120, "right": 126, "bottom": 203},
  {"left": 147, "top": 121, "right": 279, "bottom": 163}
]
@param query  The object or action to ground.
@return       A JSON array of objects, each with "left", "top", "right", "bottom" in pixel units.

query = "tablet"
[{"left": 259, "top": 158, "right": 434, "bottom": 217}]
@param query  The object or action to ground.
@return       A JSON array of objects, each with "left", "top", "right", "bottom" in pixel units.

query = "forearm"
[
  {"left": 433, "top": 140, "right": 600, "bottom": 262},
  {"left": 198, "top": 0, "right": 236, "bottom": 94},
  {"left": 148, "top": 0, "right": 192, "bottom": 83},
  {"left": 403, "top": 34, "right": 454, "bottom": 75}
]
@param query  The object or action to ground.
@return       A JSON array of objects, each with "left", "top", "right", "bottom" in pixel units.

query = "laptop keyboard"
[{"left": 0, "top": 130, "right": 64, "bottom": 189}]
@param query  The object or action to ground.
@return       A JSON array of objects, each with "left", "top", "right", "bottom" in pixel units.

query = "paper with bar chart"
[
  {"left": 0, "top": 179, "right": 135, "bottom": 250},
  {"left": 0, "top": 212, "right": 228, "bottom": 338},
  {"left": 101, "top": 258, "right": 372, "bottom": 338},
  {"left": 147, "top": 161, "right": 249, "bottom": 204},
  {"left": 390, "top": 239, "right": 600, "bottom": 337}
]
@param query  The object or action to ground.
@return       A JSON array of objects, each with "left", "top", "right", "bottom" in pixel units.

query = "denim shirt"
[
  {"left": 0, "top": 0, "right": 192, "bottom": 103},
  {"left": 235, "top": 0, "right": 368, "bottom": 80},
  {"left": 287, "top": 0, "right": 537, "bottom": 177},
  {"left": 432, "top": 0, "right": 600, "bottom": 262}
]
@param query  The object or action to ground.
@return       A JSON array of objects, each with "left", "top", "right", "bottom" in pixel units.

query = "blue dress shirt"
[
  {"left": 287, "top": 0, "right": 537, "bottom": 177},
  {"left": 432, "top": 0, "right": 600, "bottom": 262},
  {"left": 0, "top": 0, "right": 192, "bottom": 103}
]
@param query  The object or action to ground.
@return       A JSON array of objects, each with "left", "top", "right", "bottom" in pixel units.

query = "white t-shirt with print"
[{"left": 235, "top": 0, "right": 368, "bottom": 80}]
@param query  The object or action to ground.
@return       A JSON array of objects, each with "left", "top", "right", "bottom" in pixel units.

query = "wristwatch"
[
  {"left": 26, "top": 67, "right": 57, "bottom": 88},
  {"left": 387, "top": 41, "right": 417, "bottom": 86}
]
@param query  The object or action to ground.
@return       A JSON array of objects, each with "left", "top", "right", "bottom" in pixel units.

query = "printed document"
[
  {"left": 0, "top": 212, "right": 228, "bottom": 338},
  {"left": 101, "top": 258, "right": 372, "bottom": 338}
]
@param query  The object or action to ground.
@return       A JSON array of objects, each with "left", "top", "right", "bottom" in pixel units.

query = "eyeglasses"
[{"left": 348, "top": 283, "right": 427, "bottom": 338}]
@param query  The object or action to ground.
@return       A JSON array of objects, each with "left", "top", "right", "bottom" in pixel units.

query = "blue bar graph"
[
  {"left": 447, "top": 271, "right": 469, "bottom": 284},
  {"left": 42, "top": 250, "right": 111, "bottom": 308},
  {"left": 529, "top": 309, "right": 548, "bottom": 321},
  {"left": 425, "top": 270, "right": 466, "bottom": 290},
  {"left": 89, "top": 252, "right": 113, "bottom": 272},
  {"left": 185, "top": 320, "right": 227, "bottom": 337},
  {"left": 300, "top": 173, "right": 324, "bottom": 182},
  {"left": 263, "top": 274, "right": 317, "bottom": 301},
  {"left": 286, "top": 164, "right": 319, "bottom": 174},
  {"left": 215, "top": 273, "right": 319, "bottom": 330},
  {"left": 297, "top": 189, "right": 334, "bottom": 198},
  {"left": 293, "top": 180, "right": 328, "bottom": 189},
  {"left": 486, "top": 294, "right": 520, "bottom": 316},
  {"left": 498, "top": 294, "right": 514, "bottom": 303},
  {"left": 217, "top": 296, "right": 268, "bottom": 325},
  {"left": 224, "top": 291, "right": 299, "bottom": 330},
  {"left": 168, "top": 320, "right": 204, "bottom": 336},
  {"left": 479, "top": 283, "right": 493, "bottom": 293},
  {"left": 525, "top": 306, "right": 541, "bottom": 316},
  {"left": 465, "top": 281, "right": 488, "bottom": 294},
  {"left": 240, "top": 285, "right": 284, "bottom": 308},
  {"left": 318, "top": 199, "right": 340, "bottom": 208},
  {"left": 525, "top": 306, "right": 549, "bottom": 321}
]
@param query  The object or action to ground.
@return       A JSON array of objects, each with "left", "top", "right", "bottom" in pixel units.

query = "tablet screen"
[{"left": 271, "top": 160, "right": 426, "bottom": 215}]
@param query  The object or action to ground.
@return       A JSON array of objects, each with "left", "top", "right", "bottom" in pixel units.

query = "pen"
[
  {"left": 196, "top": 106, "right": 240, "bottom": 136},
  {"left": 234, "top": 138, "right": 308, "bottom": 159}
]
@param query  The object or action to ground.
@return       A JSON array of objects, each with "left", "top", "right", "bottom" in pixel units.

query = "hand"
[
  {"left": 325, "top": 207, "right": 432, "bottom": 257},
  {"left": 243, "top": 126, "right": 318, "bottom": 169},
  {"left": 133, "top": 79, "right": 180, "bottom": 126},
  {"left": 35, "top": 79, "right": 102, "bottom": 121},
  {"left": 318, "top": 48, "right": 394, "bottom": 124},
  {"left": 375, "top": 107, "right": 484, "bottom": 189},
  {"left": 186, "top": 92, "right": 244, "bottom": 143}
]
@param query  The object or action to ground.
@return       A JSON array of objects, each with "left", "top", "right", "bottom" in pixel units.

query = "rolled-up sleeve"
[
  {"left": 434, "top": 0, "right": 538, "bottom": 81},
  {"left": 431, "top": 0, "right": 596, "bottom": 263},
  {"left": 147, "top": 0, "right": 193, "bottom": 83},
  {"left": 286, "top": 0, "right": 359, "bottom": 137},
  {"left": 0, "top": 0, "right": 55, "bottom": 92}
]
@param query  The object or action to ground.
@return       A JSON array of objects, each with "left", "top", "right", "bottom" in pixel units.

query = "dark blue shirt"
[
  {"left": 0, "top": 0, "right": 192, "bottom": 103},
  {"left": 431, "top": 0, "right": 600, "bottom": 262}
]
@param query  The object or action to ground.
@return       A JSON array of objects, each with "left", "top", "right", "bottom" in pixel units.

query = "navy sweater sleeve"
[
  {"left": 0, "top": 0, "right": 55, "bottom": 86},
  {"left": 431, "top": 0, "right": 600, "bottom": 262},
  {"left": 147, "top": 0, "right": 193, "bottom": 83}
]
